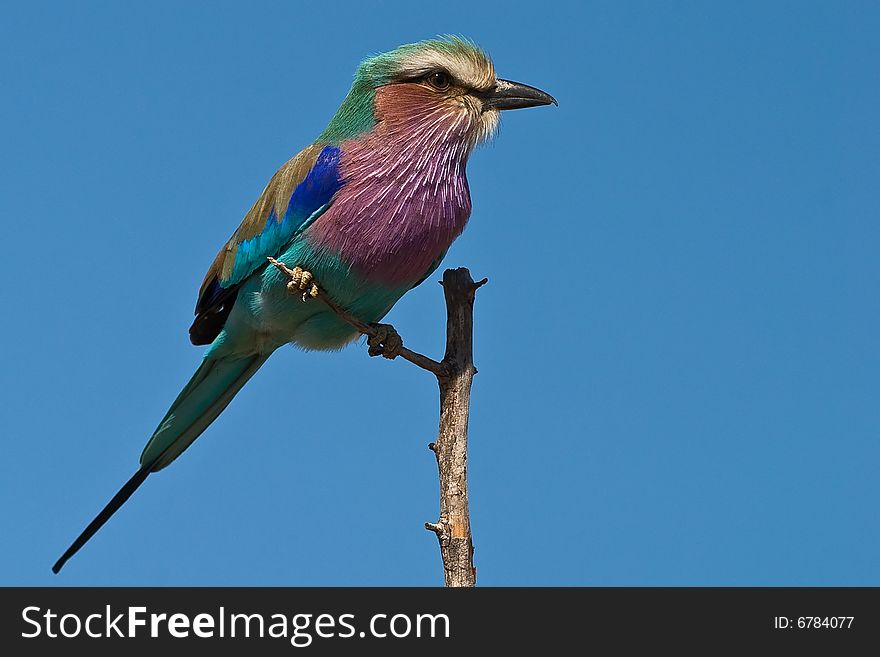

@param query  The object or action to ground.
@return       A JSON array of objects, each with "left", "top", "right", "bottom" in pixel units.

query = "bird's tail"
[
  {"left": 140, "top": 353, "right": 270, "bottom": 471},
  {"left": 52, "top": 353, "right": 270, "bottom": 573}
]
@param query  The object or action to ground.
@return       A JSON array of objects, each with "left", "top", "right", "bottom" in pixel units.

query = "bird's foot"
[
  {"left": 367, "top": 323, "right": 403, "bottom": 359},
  {"left": 285, "top": 266, "right": 320, "bottom": 302}
]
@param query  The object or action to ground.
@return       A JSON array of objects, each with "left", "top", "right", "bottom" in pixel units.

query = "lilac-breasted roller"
[{"left": 53, "top": 36, "right": 555, "bottom": 572}]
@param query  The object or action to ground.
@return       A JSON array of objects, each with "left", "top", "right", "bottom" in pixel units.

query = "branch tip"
[{"left": 425, "top": 522, "right": 444, "bottom": 535}]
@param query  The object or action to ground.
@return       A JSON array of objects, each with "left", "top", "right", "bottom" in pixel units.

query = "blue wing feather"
[
  {"left": 224, "top": 145, "right": 342, "bottom": 286},
  {"left": 190, "top": 144, "right": 343, "bottom": 345}
]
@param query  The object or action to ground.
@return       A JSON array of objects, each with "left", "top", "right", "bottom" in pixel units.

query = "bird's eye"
[{"left": 426, "top": 71, "right": 450, "bottom": 90}]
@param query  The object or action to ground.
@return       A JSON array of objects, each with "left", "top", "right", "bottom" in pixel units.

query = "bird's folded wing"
[{"left": 189, "top": 142, "right": 344, "bottom": 344}]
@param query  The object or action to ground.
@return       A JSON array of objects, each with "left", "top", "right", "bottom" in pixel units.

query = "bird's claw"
[
  {"left": 285, "top": 266, "right": 320, "bottom": 302},
  {"left": 367, "top": 323, "right": 403, "bottom": 359}
]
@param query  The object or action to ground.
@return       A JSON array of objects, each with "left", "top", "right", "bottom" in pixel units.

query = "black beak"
[{"left": 479, "top": 78, "right": 557, "bottom": 112}]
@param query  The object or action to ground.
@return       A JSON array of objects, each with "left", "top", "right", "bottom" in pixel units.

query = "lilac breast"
[{"left": 308, "top": 101, "right": 474, "bottom": 286}]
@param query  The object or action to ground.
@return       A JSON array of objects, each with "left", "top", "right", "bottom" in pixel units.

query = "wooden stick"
[
  {"left": 268, "top": 257, "right": 483, "bottom": 586},
  {"left": 424, "top": 268, "right": 485, "bottom": 587}
]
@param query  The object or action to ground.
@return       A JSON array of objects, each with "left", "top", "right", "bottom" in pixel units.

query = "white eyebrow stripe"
[{"left": 391, "top": 50, "right": 496, "bottom": 91}]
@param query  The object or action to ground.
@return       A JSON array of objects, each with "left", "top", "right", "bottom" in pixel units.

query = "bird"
[{"left": 52, "top": 36, "right": 555, "bottom": 573}]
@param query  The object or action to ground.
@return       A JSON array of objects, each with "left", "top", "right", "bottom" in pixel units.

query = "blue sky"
[{"left": 1, "top": 1, "right": 878, "bottom": 585}]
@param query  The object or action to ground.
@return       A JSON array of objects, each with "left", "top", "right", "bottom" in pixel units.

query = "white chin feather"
[{"left": 474, "top": 109, "right": 500, "bottom": 145}]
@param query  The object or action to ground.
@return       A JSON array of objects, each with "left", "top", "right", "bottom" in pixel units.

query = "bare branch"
[
  {"left": 426, "top": 267, "right": 481, "bottom": 587},
  {"left": 270, "top": 257, "right": 481, "bottom": 586}
]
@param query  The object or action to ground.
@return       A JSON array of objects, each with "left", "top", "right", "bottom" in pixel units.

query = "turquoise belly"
[{"left": 206, "top": 237, "right": 411, "bottom": 357}]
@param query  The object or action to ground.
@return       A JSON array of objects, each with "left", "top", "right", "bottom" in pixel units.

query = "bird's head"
[{"left": 319, "top": 37, "right": 556, "bottom": 147}]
